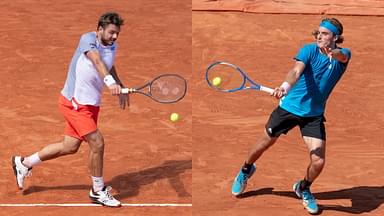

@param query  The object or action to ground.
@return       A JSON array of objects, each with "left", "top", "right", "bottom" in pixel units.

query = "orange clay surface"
[
  {"left": 0, "top": 0, "right": 191, "bottom": 215},
  {"left": 192, "top": 12, "right": 384, "bottom": 216},
  {"left": 192, "top": 0, "right": 384, "bottom": 16}
]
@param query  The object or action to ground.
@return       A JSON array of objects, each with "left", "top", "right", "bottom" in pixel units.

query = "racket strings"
[
  {"left": 150, "top": 75, "right": 187, "bottom": 103},
  {"left": 206, "top": 64, "right": 245, "bottom": 92}
]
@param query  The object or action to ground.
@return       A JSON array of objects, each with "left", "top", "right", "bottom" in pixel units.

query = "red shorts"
[{"left": 58, "top": 95, "right": 100, "bottom": 141}]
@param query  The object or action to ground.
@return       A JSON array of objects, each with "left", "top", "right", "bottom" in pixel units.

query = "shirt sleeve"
[
  {"left": 294, "top": 44, "right": 312, "bottom": 66},
  {"left": 340, "top": 47, "right": 351, "bottom": 61},
  {"left": 79, "top": 33, "right": 98, "bottom": 54}
]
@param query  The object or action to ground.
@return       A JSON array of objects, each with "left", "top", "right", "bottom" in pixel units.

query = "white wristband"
[
  {"left": 280, "top": 81, "right": 291, "bottom": 92},
  {"left": 103, "top": 75, "right": 116, "bottom": 87}
]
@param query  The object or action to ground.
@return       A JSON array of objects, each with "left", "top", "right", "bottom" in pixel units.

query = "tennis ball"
[
  {"left": 212, "top": 77, "right": 222, "bottom": 86},
  {"left": 170, "top": 112, "right": 180, "bottom": 122}
]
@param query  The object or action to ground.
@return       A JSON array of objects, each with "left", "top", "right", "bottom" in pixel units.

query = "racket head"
[
  {"left": 205, "top": 61, "right": 246, "bottom": 92},
  {"left": 147, "top": 74, "right": 187, "bottom": 103}
]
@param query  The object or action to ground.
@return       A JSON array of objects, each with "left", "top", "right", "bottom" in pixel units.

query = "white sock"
[
  {"left": 91, "top": 176, "right": 104, "bottom": 192},
  {"left": 23, "top": 152, "right": 42, "bottom": 168}
]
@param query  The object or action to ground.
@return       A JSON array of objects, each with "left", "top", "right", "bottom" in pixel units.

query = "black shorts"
[{"left": 265, "top": 106, "right": 326, "bottom": 140}]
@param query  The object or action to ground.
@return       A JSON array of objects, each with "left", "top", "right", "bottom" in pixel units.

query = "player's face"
[
  {"left": 98, "top": 24, "right": 120, "bottom": 46},
  {"left": 314, "top": 26, "right": 335, "bottom": 48}
]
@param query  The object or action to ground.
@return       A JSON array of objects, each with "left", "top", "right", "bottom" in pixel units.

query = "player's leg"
[
  {"left": 232, "top": 106, "right": 298, "bottom": 196},
  {"left": 85, "top": 129, "right": 104, "bottom": 178},
  {"left": 303, "top": 136, "right": 326, "bottom": 182},
  {"left": 293, "top": 116, "right": 326, "bottom": 214},
  {"left": 12, "top": 135, "right": 82, "bottom": 190},
  {"left": 293, "top": 137, "right": 324, "bottom": 214},
  {"left": 35, "top": 135, "right": 82, "bottom": 161},
  {"left": 246, "top": 130, "right": 278, "bottom": 165},
  {"left": 85, "top": 129, "right": 121, "bottom": 207},
  {"left": 231, "top": 130, "right": 278, "bottom": 196}
]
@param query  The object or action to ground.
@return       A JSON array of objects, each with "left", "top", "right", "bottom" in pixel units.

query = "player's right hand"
[
  {"left": 108, "top": 83, "right": 121, "bottom": 95},
  {"left": 272, "top": 87, "right": 287, "bottom": 99}
]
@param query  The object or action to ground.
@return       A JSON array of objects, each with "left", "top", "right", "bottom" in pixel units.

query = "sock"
[
  {"left": 241, "top": 162, "right": 253, "bottom": 174},
  {"left": 23, "top": 153, "right": 42, "bottom": 168},
  {"left": 91, "top": 176, "right": 104, "bottom": 192},
  {"left": 300, "top": 178, "right": 312, "bottom": 190}
]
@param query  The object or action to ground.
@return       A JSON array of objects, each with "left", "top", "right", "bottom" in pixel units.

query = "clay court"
[
  {"left": 192, "top": 1, "right": 384, "bottom": 216},
  {"left": 1, "top": 0, "right": 384, "bottom": 215},
  {"left": 0, "top": 0, "right": 191, "bottom": 215}
]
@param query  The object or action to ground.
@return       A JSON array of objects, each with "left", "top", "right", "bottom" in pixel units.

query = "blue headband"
[{"left": 320, "top": 20, "right": 340, "bottom": 35}]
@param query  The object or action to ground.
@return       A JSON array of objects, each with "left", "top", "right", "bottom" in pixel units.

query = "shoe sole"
[
  {"left": 303, "top": 201, "right": 319, "bottom": 215},
  {"left": 231, "top": 186, "right": 245, "bottom": 196},
  {"left": 89, "top": 195, "right": 121, "bottom": 208},
  {"left": 11, "top": 156, "right": 23, "bottom": 190},
  {"left": 304, "top": 205, "right": 319, "bottom": 215}
]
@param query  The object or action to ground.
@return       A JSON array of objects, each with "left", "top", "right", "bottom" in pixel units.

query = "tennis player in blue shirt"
[{"left": 231, "top": 17, "right": 351, "bottom": 214}]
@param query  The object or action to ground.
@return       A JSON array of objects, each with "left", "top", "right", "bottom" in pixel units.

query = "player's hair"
[
  {"left": 97, "top": 12, "right": 124, "bottom": 29},
  {"left": 312, "top": 17, "right": 344, "bottom": 44}
]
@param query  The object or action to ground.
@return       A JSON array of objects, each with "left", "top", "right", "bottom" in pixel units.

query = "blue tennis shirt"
[{"left": 279, "top": 43, "right": 351, "bottom": 117}]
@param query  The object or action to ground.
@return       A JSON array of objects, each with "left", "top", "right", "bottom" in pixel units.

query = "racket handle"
[
  {"left": 121, "top": 88, "right": 136, "bottom": 94},
  {"left": 260, "top": 86, "right": 274, "bottom": 94}
]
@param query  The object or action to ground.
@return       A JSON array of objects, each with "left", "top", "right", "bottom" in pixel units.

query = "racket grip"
[
  {"left": 260, "top": 86, "right": 274, "bottom": 94},
  {"left": 121, "top": 88, "right": 135, "bottom": 94}
]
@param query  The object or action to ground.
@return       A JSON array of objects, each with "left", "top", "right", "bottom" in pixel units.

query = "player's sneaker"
[
  {"left": 89, "top": 186, "right": 121, "bottom": 207},
  {"left": 12, "top": 156, "right": 32, "bottom": 190},
  {"left": 231, "top": 164, "right": 256, "bottom": 196},
  {"left": 293, "top": 180, "right": 319, "bottom": 214}
]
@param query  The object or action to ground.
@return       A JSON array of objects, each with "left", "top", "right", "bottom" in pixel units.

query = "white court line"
[{"left": 0, "top": 203, "right": 192, "bottom": 207}]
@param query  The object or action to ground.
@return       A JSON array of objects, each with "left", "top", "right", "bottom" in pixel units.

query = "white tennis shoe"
[
  {"left": 89, "top": 186, "right": 121, "bottom": 207},
  {"left": 12, "top": 156, "right": 32, "bottom": 190}
]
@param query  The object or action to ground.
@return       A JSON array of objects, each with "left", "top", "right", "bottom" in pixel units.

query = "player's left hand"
[{"left": 320, "top": 46, "right": 333, "bottom": 58}]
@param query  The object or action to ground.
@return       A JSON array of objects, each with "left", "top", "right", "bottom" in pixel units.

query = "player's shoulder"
[
  {"left": 79, "top": 32, "right": 97, "bottom": 42},
  {"left": 297, "top": 42, "right": 318, "bottom": 55},
  {"left": 338, "top": 46, "right": 351, "bottom": 53},
  {"left": 338, "top": 46, "right": 352, "bottom": 59},
  {"left": 302, "top": 42, "right": 318, "bottom": 50},
  {"left": 78, "top": 32, "right": 97, "bottom": 47}
]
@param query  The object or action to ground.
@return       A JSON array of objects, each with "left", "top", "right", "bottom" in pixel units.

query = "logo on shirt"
[{"left": 89, "top": 42, "right": 97, "bottom": 49}]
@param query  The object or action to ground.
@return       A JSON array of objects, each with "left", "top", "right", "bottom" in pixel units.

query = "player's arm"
[
  {"left": 320, "top": 47, "right": 349, "bottom": 63},
  {"left": 109, "top": 66, "right": 129, "bottom": 109},
  {"left": 272, "top": 61, "right": 305, "bottom": 99},
  {"left": 330, "top": 48, "right": 349, "bottom": 63},
  {"left": 109, "top": 66, "right": 125, "bottom": 87},
  {"left": 85, "top": 50, "right": 121, "bottom": 95}
]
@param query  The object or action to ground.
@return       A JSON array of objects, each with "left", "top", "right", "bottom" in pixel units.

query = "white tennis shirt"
[{"left": 61, "top": 32, "right": 117, "bottom": 106}]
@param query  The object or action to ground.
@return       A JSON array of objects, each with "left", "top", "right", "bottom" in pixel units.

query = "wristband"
[
  {"left": 103, "top": 75, "right": 116, "bottom": 87},
  {"left": 280, "top": 81, "right": 291, "bottom": 92}
]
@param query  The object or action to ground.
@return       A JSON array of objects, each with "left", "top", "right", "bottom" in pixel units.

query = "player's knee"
[
  {"left": 86, "top": 131, "right": 105, "bottom": 152},
  {"left": 312, "top": 157, "right": 325, "bottom": 171},
  {"left": 92, "top": 140, "right": 104, "bottom": 152},
  {"left": 62, "top": 139, "right": 81, "bottom": 155},
  {"left": 65, "top": 144, "right": 80, "bottom": 154}
]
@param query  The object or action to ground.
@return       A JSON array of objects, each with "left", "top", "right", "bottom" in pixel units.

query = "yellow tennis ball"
[
  {"left": 212, "top": 77, "right": 222, "bottom": 86},
  {"left": 170, "top": 112, "right": 180, "bottom": 122}
]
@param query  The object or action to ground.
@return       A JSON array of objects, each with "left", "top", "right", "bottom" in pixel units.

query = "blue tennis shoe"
[
  {"left": 293, "top": 180, "right": 319, "bottom": 214},
  {"left": 231, "top": 164, "right": 256, "bottom": 196}
]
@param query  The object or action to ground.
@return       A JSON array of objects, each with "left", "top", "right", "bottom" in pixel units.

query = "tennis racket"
[
  {"left": 121, "top": 74, "right": 187, "bottom": 104},
  {"left": 205, "top": 61, "right": 274, "bottom": 94}
]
